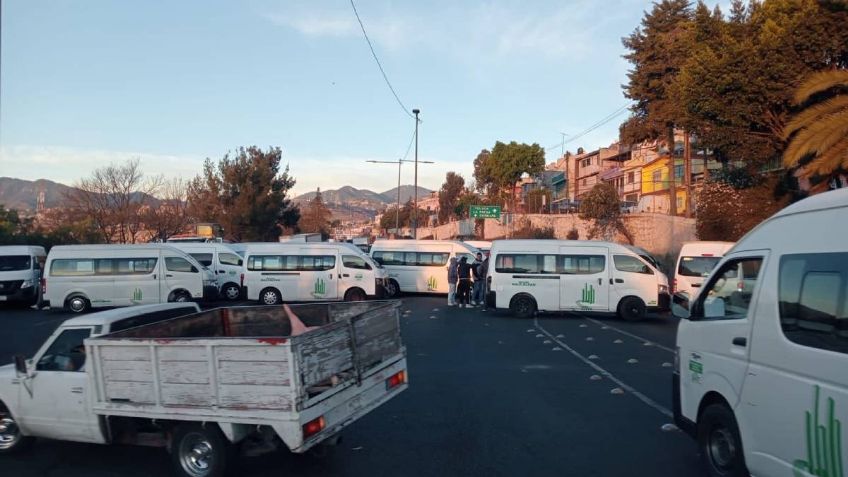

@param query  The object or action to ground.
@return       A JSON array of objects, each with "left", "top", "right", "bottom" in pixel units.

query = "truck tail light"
[
  {"left": 386, "top": 370, "right": 407, "bottom": 390},
  {"left": 302, "top": 416, "right": 325, "bottom": 439},
  {"left": 672, "top": 278, "right": 676, "bottom": 293}
]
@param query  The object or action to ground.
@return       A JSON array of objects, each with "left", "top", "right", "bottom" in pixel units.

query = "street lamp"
[
  {"left": 366, "top": 158, "right": 433, "bottom": 235},
  {"left": 412, "top": 108, "right": 420, "bottom": 238}
]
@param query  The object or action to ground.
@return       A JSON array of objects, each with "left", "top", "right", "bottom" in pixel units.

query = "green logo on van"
[
  {"left": 581, "top": 284, "right": 596, "bottom": 305},
  {"left": 427, "top": 276, "right": 438, "bottom": 291},
  {"left": 313, "top": 278, "right": 326, "bottom": 297},
  {"left": 793, "top": 385, "right": 843, "bottom": 477},
  {"left": 131, "top": 288, "right": 143, "bottom": 303}
]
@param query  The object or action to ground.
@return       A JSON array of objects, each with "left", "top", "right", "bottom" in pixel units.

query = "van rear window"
[{"left": 678, "top": 256, "right": 721, "bottom": 277}]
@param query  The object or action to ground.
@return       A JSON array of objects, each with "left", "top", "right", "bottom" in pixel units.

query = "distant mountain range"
[
  {"left": 1, "top": 177, "right": 433, "bottom": 222},
  {"left": 0, "top": 177, "right": 77, "bottom": 211},
  {"left": 294, "top": 185, "right": 433, "bottom": 208}
]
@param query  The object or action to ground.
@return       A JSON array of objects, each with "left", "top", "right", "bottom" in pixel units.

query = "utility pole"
[
  {"left": 684, "top": 132, "right": 692, "bottom": 218},
  {"left": 560, "top": 132, "right": 568, "bottom": 158},
  {"left": 412, "top": 108, "right": 421, "bottom": 238}
]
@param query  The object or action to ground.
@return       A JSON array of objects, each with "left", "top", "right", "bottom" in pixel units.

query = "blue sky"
[{"left": 1, "top": 0, "right": 662, "bottom": 196}]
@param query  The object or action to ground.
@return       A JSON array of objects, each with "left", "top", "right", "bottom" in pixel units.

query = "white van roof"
[
  {"left": 490, "top": 239, "right": 638, "bottom": 254},
  {"left": 0, "top": 245, "right": 46, "bottom": 256},
  {"left": 61, "top": 303, "right": 200, "bottom": 328},
  {"left": 50, "top": 244, "right": 183, "bottom": 251},
  {"left": 371, "top": 240, "right": 476, "bottom": 250},
  {"left": 243, "top": 242, "right": 364, "bottom": 254},
  {"left": 772, "top": 187, "right": 848, "bottom": 218}
]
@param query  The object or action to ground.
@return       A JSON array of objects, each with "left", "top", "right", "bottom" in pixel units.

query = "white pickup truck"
[{"left": 0, "top": 301, "right": 408, "bottom": 477}]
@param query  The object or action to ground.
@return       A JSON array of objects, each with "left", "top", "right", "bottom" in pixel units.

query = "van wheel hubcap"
[
  {"left": 0, "top": 417, "right": 21, "bottom": 450},
  {"left": 224, "top": 286, "right": 240, "bottom": 300},
  {"left": 708, "top": 427, "right": 736, "bottom": 469},
  {"left": 69, "top": 298, "right": 86, "bottom": 312},
  {"left": 262, "top": 291, "right": 279, "bottom": 305},
  {"left": 179, "top": 433, "right": 214, "bottom": 476}
]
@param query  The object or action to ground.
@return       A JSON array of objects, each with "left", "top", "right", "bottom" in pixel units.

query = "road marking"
[
  {"left": 534, "top": 317, "right": 673, "bottom": 419},
  {"left": 583, "top": 317, "right": 675, "bottom": 354}
]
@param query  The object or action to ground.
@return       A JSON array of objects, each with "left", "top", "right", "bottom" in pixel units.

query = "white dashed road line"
[
  {"left": 582, "top": 317, "right": 675, "bottom": 354},
  {"left": 534, "top": 317, "right": 673, "bottom": 419}
]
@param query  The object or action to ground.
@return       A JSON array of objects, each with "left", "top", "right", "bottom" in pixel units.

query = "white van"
[
  {"left": 486, "top": 240, "right": 670, "bottom": 320},
  {"left": 44, "top": 244, "right": 216, "bottom": 313},
  {"left": 369, "top": 240, "right": 480, "bottom": 296},
  {"left": 242, "top": 242, "right": 387, "bottom": 305},
  {"left": 672, "top": 188, "right": 848, "bottom": 477},
  {"left": 0, "top": 246, "right": 46, "bottom": 306},
  {"left": 674, "top": 241, "right": 735, "bottom": 297},
  {"left": 169, "top": 242, "right": 245, "bottom": 301},
  {"left": 464, "top": 240, "right": 492, "bottom": 255}
]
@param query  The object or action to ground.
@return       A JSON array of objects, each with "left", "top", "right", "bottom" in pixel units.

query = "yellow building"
[{"left": 640, "top": 156, "right": 689, "bottom": 214}]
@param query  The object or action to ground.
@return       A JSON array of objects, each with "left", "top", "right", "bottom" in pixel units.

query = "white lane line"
[
  {"left": 534, "top": 317, "right": 673, "bottom": 419},
  {"left": 583, "top": 317, "right": 675, "bottom": 354}
]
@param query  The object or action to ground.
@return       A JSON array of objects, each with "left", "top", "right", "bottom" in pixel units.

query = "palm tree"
[{"left": 782, "top": 70, "right": 848, "bottom": 178}]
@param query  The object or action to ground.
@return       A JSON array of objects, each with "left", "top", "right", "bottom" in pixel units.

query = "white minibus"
[
  {"left": 674, "top": 241, "right": 735, "bottom": 296},
  {"left": 242, "top": 242, "right": 387, "bottom": 305},
  {"left": 369, "top": 240, "right": 480, "bottom": 296},
  {"left": 0, "top": 245, "right": 46, "bottom": 306},
  {"left": 672, "top": 188, "right": 848, "bottom": 477},
  {"left": 44, "top": 244, "right": 216, "bottom": 313},
  {"left": 486, "top": 240, "right": 670, "bottom": 320},
  {"left": 169, "top": 242, "right": 245, "bottom": 301}
]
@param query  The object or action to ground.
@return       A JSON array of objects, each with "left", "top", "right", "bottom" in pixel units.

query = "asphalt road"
[{"left": 0, "top": 297, "right": 707, "bottom": 477}]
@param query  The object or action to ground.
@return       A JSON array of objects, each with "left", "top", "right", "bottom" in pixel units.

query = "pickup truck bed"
[{"left": 86, "top": 301, "right": 407, "bottom": 452}]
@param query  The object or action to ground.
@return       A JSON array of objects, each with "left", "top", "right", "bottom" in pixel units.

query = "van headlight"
[
  {"left": 21, "top": 279, "right": 34, "bottom": 289},
  {"left": 658, "top": 284, "right": 669, "bottom": 295}
]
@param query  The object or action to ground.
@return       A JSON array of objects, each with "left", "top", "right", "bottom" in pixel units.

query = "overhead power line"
[
  {"left": 544, "top": 104, "right": 632, "bottom": 152},
  {"left": 350, "top": 0, "right": 414, "bottom": 119}
]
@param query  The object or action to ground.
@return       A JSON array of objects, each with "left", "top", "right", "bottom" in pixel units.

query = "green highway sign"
[{"left": 469, "top": 205, "right": 502, "bottom": 219}]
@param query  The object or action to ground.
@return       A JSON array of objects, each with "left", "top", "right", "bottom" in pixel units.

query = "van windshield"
[
  {"left": 678, "top": 256, "right": 721, "bottom": 277},
  {"left": 0, "top": 255, "right": 31, "bottom": 271},
  {"left": 639, "top": 254, "right": 663, "bottom": 272}
]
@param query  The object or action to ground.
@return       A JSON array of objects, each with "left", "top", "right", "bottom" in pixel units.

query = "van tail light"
[
  {"left": 240, "top": 273, "right": 244, "bottom": 288},
  {"left": 386, "top": 370, "right": 407, "bottom": 390},
  {"left": 302, "top": 416, "right": 325, "bottom": 439},
  {"left": 672, "top": 278, "right": 676, "bottom": 293},
  {"left": 737, "top": 281, "right": 744, "bottom": 292},
  {"left": 41, "top": 277, "right": 46, "bottom": 294}
]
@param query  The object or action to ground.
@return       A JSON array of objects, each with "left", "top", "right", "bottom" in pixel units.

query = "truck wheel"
[
  {"left": 617, "top": 297, "right": 646, "bottom": 322},
  {"left": 259, "top": 288, "right": 281, "bottom": 306},
  {"left": 385, "top": 279, "right": 400, "bottom": 298},
  {"left": 509, "top": 295, "right": 536, "bottom": 319},
  {"left": 67, "top": 295, "right": 90, "bottom": 314},
  {"left": 698, "top": 403, "right": 748, "bottom": 477},
  {"left": 344, "top": 288, "right": 366, "bottom": 302},
  {"left": 171, "top": 424, "right": 232, "bottom": 477},
  {"left": 0, "top": 408, "right": 34, "bottom": 455},
  {"left": 221, "top": 283, "right": 241, "bottom": 301}
]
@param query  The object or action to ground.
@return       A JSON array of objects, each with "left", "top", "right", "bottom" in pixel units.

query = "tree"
[
  {"left": 525, "top": 188, "right": 552, "bottom": 214},
  {"left": 621, "top": 0, "right": 694, "bottom": 216},
  {"left": 298, "top": 189, "right": 333, "bottom": 238},
  {"left": 579, "top": 183, "right": 632, "bottom": 243},
  {"left": 143, "top": 178, "right": 190, "bottom": 242},
  {"left": 65, "top": 158, "right": 162, "bottom": 243},
  {"left": 437, "top": 172, "right": 465, "bottom": 224},
  {"left": 475, "top": 141, "right": 545, "bottom": 211},
  {"left": 187, "top": 146, "right": 299, "bottom": 241},
  {"left": 379, "top": 200, "right": 428, "bottom": 230},
  {"left": 782, "top": 69, "right": 848, "bottom": 178},
  {"left": 696, "top": 175, "right": 789, "bottom": 241}
]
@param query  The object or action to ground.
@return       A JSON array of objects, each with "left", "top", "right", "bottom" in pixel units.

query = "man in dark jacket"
[
  {"left": 456, "top": 256, "right": 472, "bottom": 307},
  {"left": 471, "top": 252, "right": 484, "bottom": 306},
  {"left": 478, "top": 255, "right": 490, "bottom": 311}
]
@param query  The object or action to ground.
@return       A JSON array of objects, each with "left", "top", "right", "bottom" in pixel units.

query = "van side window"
[
  {"left": 218, "top": 253, "right": 242, "bottom": 267},
  {"left": 494, "top": 254, "right": 603, "bottom": 274},
  {"left": 189, "top": 253, "right": 213, "bottom": 267},
  {"left": 695, "top": 257, "right": 763, "bottom": 320},
  {"left": 343, "top": 255, "right": 371, "bottom": 270},
  {"left": 614, "top": 255, "right": 653, "bottom": 274},
  {"left": 778, "top": 253, "right": 848, "bottom": 355},
  {"left": 166, "top": 257, "right": 197, "bottom": 273}
]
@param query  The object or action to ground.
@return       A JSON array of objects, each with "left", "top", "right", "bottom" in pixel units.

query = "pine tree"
[{"left": 298, "top": 188, "right": 333, "bottom": 238}]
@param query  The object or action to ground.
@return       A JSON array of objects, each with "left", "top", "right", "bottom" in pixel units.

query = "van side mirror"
[
  {"left": 13, "top": 354, "right": 27, "bottom": 376},
  {"left": 671, "top": 292, "right": 691, "bottom": 320}
]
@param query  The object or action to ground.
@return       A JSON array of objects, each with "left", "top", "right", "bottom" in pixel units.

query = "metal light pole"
[
  {"left": 412, "top": 108, "right": 420, "bottom": 238},
  {"left": 367, "top": 158, "right": 433, "bottom": 236}
]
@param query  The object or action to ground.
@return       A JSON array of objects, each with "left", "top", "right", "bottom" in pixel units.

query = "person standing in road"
[
  {"left": 457, "top": 256, "right": 472, "bottom": 307},
  {"left": 478, "top": 254, "right": 490, "bottom": 311},
  {"left": 447, "top": 257, "right": 458, "bottom": 306},
  {"left": 471, "top": 252, "right": 484, "bottom": 306}
]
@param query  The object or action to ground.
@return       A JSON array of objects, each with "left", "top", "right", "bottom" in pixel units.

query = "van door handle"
[
  {"left": 71, "top": 386, "right": 83, "bottom": 394},
  {"left": 342, "top": 274, "right": 350, "bottom": 278},
  {"left": 598, "top": 278, "right": 602, "bottom": 285},
  {"left": 166, "top": 274, "right": 174, "bottom": 278},
  {"left": 153, "top": 274, "right": 157, "bottom": 279},
  {"left": 732, "top": 337, "right": 747, "bottom": 347},
  {"left": 217, "top": 270, "right": 226, "bottom": 274},
  {"left": 615, "top": 278, "right": 624, "bottom": 284}
]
